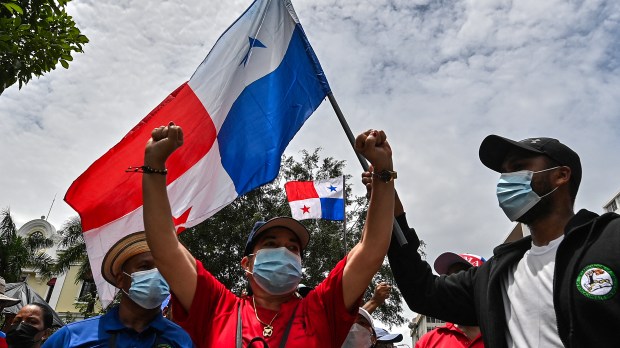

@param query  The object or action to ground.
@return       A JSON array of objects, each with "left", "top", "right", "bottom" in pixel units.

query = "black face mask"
[{"left": 6, "top": 322, "right": 42, "bottom": 348}]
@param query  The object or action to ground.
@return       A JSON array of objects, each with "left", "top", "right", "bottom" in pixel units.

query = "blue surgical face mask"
[
  {"left": 123, "top": 268, "right": 170, "bottom": 309},
  {"left": 247, "top": 247, "right": 302, "bottom": 295},
  {"left": 496, "top": 167, "right": 559, "bottom": 221}
]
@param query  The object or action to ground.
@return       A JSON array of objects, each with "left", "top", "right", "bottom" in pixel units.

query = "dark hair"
[{"left": 30, "top": 302, "right": 53, "bottom": 329}]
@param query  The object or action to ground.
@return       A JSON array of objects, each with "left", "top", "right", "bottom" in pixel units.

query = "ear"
[
  {"left": 240, "top": 256, "right": 249, "bottom": 271},
  {"left": 555, "top": 166, "right": 571, "bottom": 186},
  {"left": 42, "top": 328, "right": 52, "bottom": 340},
  {"left": 115, "top": 271, "right": 128, "bottom": 291}
]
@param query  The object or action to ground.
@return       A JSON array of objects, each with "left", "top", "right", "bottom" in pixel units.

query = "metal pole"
[
  {"left": 327, "top": 92, "right": 408, "bottom": 246},
  {"left": 342, "top": 175, "right": 348, "bottom": 254}
]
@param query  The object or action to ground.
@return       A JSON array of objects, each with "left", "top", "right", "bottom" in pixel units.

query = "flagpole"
[
  {"left": 327, "top": 92, "right": 408, "bottom": 246},
  {"left": 342, "top": 175, "right": 348, "bottom": 254}
]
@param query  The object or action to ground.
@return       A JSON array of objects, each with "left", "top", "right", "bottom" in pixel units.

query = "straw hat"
[{"left": 101, "top": 232, "right": 150, "bottom": 287}]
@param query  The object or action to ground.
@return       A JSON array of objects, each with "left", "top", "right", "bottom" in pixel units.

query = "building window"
[
  {"left": 606, "top": 199, "right": 618, "bottom": 213},
  {"left": 78, "top": 279, "right": 96, "bottom": 301}
]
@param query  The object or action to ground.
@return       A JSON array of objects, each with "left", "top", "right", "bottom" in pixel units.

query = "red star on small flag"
[{"left": 301, "top": 205, "right": 311, "bottom": 214}]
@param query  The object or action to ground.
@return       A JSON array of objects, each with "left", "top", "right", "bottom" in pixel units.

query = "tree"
[
  {"left": 0, "top": 208, "right": 55, "bottom": 282},
  {"left": 180, "top": 149, "right": 406, "bottom": 327},
  {"left": 53, "top": 216, "right": 101, "bottom": 318},
  {"left": 0, "top": 0, "right": 89, "bottom": 94}
]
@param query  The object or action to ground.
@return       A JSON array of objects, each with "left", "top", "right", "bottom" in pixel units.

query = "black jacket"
[{"left": 388, "top": 209, "right": 620, "bottom": 348}]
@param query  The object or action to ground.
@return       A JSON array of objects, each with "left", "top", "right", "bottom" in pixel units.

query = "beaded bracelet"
[{"left": 125, "top": 165, "right": 168, "bottom": 175}]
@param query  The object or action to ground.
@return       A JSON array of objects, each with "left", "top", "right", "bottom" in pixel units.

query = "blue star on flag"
[
  {"left": 240, "top": 37, "right": 267, "bottom": 66},
  {"left": 328, "top": 185, "right": 337, "bottom": 192}
]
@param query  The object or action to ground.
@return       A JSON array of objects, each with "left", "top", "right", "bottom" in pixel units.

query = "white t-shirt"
[{"left": 501, "top": 235, "right": 564, "bottom": 348}]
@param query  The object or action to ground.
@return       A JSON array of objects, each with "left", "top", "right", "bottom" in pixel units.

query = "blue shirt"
[{"left": 42, "top": 306, "right": 193, "bottom": 348}]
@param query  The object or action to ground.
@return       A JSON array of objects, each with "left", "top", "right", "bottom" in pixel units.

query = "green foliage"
[
  {"left": 53, "top": 216, "right": 91, "bottom": 281},
  {"left": 0, "top": 208, "right": 55, "bottom": 282},
  {"left": 180, "top": 149, "right": 406, "bottom": 327},
  {"left": 52, "top": 215, "right": 103, "bottom": 318},
  {"left": 0, "top": 0, "right": 89, "bottom": 94}
]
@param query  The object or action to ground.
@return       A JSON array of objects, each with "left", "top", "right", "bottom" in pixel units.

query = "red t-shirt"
[
  {"left": 172, "top": 256, "right": 357, "bottom": 347},
  {"left": 0, "top": 333, "right": 7, "bottom": 348},
  {"left": 415, "top": 323, "right": 485, "bottom": 348}
]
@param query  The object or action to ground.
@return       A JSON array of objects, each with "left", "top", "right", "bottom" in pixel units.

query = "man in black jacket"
[{"left": 378, "top": 135, "right": 620, "bottom": 347}]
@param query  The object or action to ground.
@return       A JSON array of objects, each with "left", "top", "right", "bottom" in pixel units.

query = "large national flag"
[
  {"left": 284, "top": 177, "right": 345, "bottom": 221},
  {"left": 64, "top": 0, "right": 330, "bottom": 306}
]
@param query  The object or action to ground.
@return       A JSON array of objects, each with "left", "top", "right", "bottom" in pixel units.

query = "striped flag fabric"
[
  {"left": 64, "top": 0, "right": 330, "bottom": 307},
  {"left": 284, "top": 177, "right": 345, "bottom": 221}
]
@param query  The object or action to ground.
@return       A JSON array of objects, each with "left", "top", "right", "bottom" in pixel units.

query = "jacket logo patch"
[{"left": 576, "top": 264, "right": 617, "bottom": 300}]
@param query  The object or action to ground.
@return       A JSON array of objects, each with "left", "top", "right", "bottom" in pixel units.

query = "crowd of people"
[{"left": 2, "top": 126, "right": 619, "bottom": 347}]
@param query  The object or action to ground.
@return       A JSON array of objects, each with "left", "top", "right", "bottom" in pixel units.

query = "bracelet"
[
  {"left": 372, "top": 169, "right": 397, "bottom": 183},
  {"left": 125, "top": 165, "right": 168, "bottom": 175}
]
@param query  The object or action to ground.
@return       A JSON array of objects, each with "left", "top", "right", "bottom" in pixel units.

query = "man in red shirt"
[
  {"left": 415, "top": 253, "right": 486, "bottom": 348},
  {"left": 142, "top": 124, "right": 396, "bottom": 347}
]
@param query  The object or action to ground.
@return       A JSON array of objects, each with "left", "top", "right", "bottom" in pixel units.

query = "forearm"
[
  {"left": 361, "top": 179, "right": 395, "bottom": 263},
  {"left": 142, "top": 171, "right": 197, "bottom": 311},
  {"left": 343, "top": 178, "right": 394, "bottom": 309},
  {"left": 362, "top": 298, "right": 381, "bottom": 314},
  {"left": 387, "top": 215, "right": 477, "bottom": 324}
]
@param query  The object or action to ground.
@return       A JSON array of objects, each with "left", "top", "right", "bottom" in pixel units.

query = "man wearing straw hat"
[
  {"left": 43, "top": 232, "right": 193, "bottom": 348},
  {"left": 0, "top": 276, "right": 21, "bottom": 348}
]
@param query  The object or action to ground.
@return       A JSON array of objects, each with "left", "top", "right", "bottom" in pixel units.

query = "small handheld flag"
[{"left": 285, "top": 177, "right": 345, "bottom": 221}]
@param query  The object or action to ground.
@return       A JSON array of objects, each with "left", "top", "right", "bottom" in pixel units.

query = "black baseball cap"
[
  {"left": 243, "top": 217, "right": 310, "bottom": 256},
  {"left": 479, "top": 135, "right": 582, "bottom": 190}
]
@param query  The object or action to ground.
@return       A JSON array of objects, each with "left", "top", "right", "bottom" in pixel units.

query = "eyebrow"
[{"left": 260, "top": 234, "right": 300, "bottom": 245}]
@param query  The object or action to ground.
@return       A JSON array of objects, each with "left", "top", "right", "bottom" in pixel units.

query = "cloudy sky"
[{"left": 2, "top": 0, "right": 620, "bottom": 339}]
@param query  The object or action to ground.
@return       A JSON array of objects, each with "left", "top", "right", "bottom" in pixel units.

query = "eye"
[
  {"left": 287, "top": 245, "right": 300, "bottom": 253},
  {"left": 263, "top": 241, "right": 277, "bottom": 248}
]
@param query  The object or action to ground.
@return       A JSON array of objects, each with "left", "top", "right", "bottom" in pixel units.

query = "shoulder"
[
  {"left": 46, "top": 315, "right": 105, "bottom": 345},
  {"left": 58, "top": 315, "right": 104, "bottom": 333}
]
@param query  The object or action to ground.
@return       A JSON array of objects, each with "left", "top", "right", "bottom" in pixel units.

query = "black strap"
[
  {"left": 278, "top": 302, "right": 300, "bottom": 348},
  {"left": 236, "top": 300, "right": 301, "bottom": 348},
  {"left": 248, "top": 337, "right": 269, "bottom": 348},
  {"left": 236, "top": 301, "right": 243, "bottom": 348}
]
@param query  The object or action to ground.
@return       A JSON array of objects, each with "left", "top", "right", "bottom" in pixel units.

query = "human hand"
[
  {"left": 371, "top": 282, "right": 391, "bottom": 304},
  {"left": 144, "top": 121, "right": 184, "bottom": 167},
  {"left": 361, "top": 165, "right": 374, "bottom": 198},
  {"left": 354, "top": 129, "right": 392, "bottom": 172}
]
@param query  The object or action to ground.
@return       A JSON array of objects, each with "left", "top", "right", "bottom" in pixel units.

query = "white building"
[
  {"left": 603, "top": 190, "right": 620, "bottom": 213},
  {"left": 16, "top": 217, "right": 96, "bottom": 321},
  {"left": 409, "top": 314, "right": 446, "bottom": 345}
]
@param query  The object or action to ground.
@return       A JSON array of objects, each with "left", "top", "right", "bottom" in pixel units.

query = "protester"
[
  {"left": 142, "top": 123, "right": 395, "bottom": 347},
  {"left": 5, "top": 303, "right": 52, "bottom": 348},
  {"left": 0, "top": 278, "right": 20, "bottom": 348},
  {"left": 384, "top": 135, "right": 620, "bottom": 347},
  {"left": 342, "top": 282, "right": 391, "bottom": 348},
  {"left": 342, "top": 307, "right": 376, "bottom": 348},
  {"left": 415, "top": 252, "right": 486, "bottom": 348},
  {"left": 361, "top": 282, "right": 391, "bottom": 315},
  {"left": 43, "top": 232, "right": 193, "bottom": 347}
]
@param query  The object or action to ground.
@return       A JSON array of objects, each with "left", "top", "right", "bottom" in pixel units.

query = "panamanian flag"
[
  {"left": 64, "top": 0, "right": 331, "bottom": 307},
  {"left": 284, "top": 177, "right": 345, "bottom": 221}
]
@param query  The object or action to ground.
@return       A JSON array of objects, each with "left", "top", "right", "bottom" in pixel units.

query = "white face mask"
[{"left": 342, "top": 323, "right": 374, "bottom": 348}]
